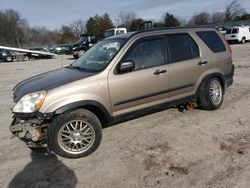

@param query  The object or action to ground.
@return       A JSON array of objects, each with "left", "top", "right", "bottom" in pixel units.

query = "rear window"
[
  {"left": 196, "top": 31, "right": 226, "bottom": 53},
  {"left": 226, "top": 29, "right": 231, "bottom": 34},
  {"left": 232, "top": 28, "right": 239, "bottom": 34}
]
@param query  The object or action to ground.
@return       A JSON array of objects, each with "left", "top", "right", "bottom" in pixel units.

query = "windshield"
[
  {"left": 71, "top": 39, "right": 126, "bottom": 72},
  {"left": 104, "top": 30, "right": 115, "bottom": 38},
  {"left": 80, "top": 36, "right": 88, "bottom": 43}
]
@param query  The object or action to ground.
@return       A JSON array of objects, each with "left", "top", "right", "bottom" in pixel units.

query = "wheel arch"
[
  {"left": 54, "top": 100, "right": 113, "bottom": 127},
  {"left": 196, "top": 72, "right": 225, "bottom": 96}
]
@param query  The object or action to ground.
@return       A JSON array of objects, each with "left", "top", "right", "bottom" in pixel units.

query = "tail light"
[{"left": 220, "top": 33, "right": 232, "bottom": 54}]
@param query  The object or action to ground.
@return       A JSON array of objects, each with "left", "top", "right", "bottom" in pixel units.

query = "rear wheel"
[
  {"left": 199, "top": 77, "right": 224, "bottom": 110},
  {"left": 241, "top": 37, "right": 246, "bottom": 44},
  {"left": 48, "top": 109, "right": 102, "bottom": 158}
]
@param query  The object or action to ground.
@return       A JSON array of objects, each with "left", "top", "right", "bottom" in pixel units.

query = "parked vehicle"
[
  {"left": 50, "top": 45, "right": 72, "bottom": 55},
  {"left": 225, "top": 25, "right": 250, "bottom": 44},
  {"left": 72, "top": 34, "right": 97, "bottom": 59},
  {"left": 10, "top": 27, "right": 234, "bottom": 158},
  {"left": 0, "top": 49, "right": 14, "bottom": 62},
  {"left": 104, "top": 28, "right": 127, "bottom": 38},
  {"left": 28, "top": 48, "right": 53, "bottom": 59}
]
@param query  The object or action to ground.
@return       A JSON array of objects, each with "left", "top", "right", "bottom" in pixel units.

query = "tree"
[
  {"left": 130, "top": 18, "right": 144, "bottom": 31},
  {"left": 212, "top": 12, "right": 225, "bottom": 24},
  {"left": 70, "top": 19, "right": 86, "bottom": 38},
  {"left": 57, "top": 26, "right": 75, "bottom": 44},
  {"left": 164, "top": 13, "right": 180, "bottom": 27},
  {"left": 117, "top": 11, "right": 136, "bottom": 30},
  {"left": 86, "top": 13, "right": 114, "bottom": 39},
  {"left": 153, "top": 22, "right": 165, "bottom": 29},
  {"left": 0, "top": 9, "right": 28, "bottom": 47},
  {"left": 189, "top": 12, "right": 211, "bottom": 25},
  {"left": 224, "top": 0, "right": 245, "bottom": 21}
]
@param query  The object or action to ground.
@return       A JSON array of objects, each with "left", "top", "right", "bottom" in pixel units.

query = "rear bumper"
[{"left": 225, "top": 64, "right": 234, "bottom": 88}]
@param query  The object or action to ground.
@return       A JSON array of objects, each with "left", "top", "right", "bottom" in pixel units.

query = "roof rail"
[{"left": 139, "top": 21, "right": 153, "bottom": 31}]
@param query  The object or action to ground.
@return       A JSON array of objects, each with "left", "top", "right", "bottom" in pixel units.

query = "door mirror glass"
[{"left": 117, "top": 61, "right": 135, "bottom": 74}]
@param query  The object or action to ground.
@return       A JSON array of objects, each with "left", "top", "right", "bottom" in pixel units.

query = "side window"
[
  {"left": 116, "top": 30, "right": 125, "bottom": 35},
  {"left": 196, "top": 31, "right": 226, "bottom": 53},
  {"left": 167, "top": 33, "right": 199, "bottom": 63},
  {"left": 122, "top": 38, "right": 164, "bottom": 70}
]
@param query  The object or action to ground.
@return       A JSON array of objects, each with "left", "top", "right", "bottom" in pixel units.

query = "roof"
[{"left": 106, "top": 26, "right": 216, "bottom": 40}]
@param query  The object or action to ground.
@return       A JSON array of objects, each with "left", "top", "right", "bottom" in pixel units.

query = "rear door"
[{"left": 165, "top": 33, "right": 205, "bottom": 99}]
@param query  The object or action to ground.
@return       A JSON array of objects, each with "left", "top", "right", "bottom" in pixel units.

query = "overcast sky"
[{"left": 1, "top": 0, "right": 250, "bottom": 29}]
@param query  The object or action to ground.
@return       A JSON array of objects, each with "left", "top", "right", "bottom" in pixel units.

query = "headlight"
[
  {"left": 2, "top": 52, "right": 7, "bottom": 56},
  {"left": 13, "top": 91, "right": 46, "bottom": 113}
]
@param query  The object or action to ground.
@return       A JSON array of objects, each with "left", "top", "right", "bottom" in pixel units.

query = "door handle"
[
  {"left": 198, "top": 61, "right": 208, "bottom": 66},
  {"left": 153, "top": 69, "right": 167, "bottom": 75}
]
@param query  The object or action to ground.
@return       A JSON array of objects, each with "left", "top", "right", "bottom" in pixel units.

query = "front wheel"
[
  {"left": 48, "top": 109, "right": 102, "bottom": 158},
  {"left": 199, "top": 77, "right": 224, "bottom": 110},
  {"left": 6, "top": 56, "right": 13, "bottom": 62}
]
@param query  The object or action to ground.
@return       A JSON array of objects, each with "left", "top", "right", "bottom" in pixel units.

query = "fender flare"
[{"left": 54, "top": 100, "right": 113, "bottom": 125}]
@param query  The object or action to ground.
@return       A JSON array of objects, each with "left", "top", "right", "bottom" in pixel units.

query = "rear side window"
[
  {"left": 196, "top": 31, "right": 226, "bottom": 53},
  {"left": 167, "top": 33, "right": 200, "bottom": 63}
]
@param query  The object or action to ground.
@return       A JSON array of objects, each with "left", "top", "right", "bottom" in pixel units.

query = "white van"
[
  {"left": 225, "top": 26, "right": 250, "bottom": 44},
  {"left": 104, "top": 28, "right": 127, "bottom": 38}
]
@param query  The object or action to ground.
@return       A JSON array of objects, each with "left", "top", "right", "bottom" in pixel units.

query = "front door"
[{"left": 108, "top": 36, "right": 170, "bottom": 116}]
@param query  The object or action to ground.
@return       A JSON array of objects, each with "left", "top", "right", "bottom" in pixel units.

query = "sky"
[{"left": 1, "top": 0, "right": 250, "bottom": 29}]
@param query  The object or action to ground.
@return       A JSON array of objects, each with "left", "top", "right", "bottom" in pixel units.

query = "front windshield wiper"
[{"left": 67, "top": 64, "right": 86, "bottom": 71}]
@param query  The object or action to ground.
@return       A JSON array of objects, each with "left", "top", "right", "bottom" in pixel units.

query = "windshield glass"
[
  {"left": 71, "top": 39, "right": 126, "bottom": 72},
  {"left": 104, "top": 30, "right": 115, "bottom": 38},
  {"left": 80, "top": 36, "right": 88, "bottom": 43}
]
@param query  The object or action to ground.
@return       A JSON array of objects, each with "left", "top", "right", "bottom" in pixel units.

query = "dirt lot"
[{"left": 0, "top": 43, "right": 250, "bottom": 188}]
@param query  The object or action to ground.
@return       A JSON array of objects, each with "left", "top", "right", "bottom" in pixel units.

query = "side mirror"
[{"left": 117, "top": 61, "right": 135, "bottom": 74}]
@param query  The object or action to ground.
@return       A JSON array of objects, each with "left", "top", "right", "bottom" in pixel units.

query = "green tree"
[
  {"left": 86, "top": 13, "right": 114, "bottom": 39},
  {"left": 164, "top": 13, "right": 180, "bottom": 27},
  {"left": 130, "top": 18, "right": 144, "bottom": 31}
]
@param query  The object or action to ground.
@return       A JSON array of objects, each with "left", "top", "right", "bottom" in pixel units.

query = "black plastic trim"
[
  {"left": 111, "top": 95, "right": 196, "bottom": 125},
  {"left": 54, "top": 100, "right": 113, "bottom": 123},
  {"left": 225, "top": 64, "right": 234, "bottom": 88},
  {"left": 114, "top": 83, "right": 194, "bottom": 106}
]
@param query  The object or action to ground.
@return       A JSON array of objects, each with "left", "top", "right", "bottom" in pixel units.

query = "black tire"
[
  {"left": 48, "top": 109, "right": 102, "bottom": 158},
  {"left": 6, "top": 56, "right": 13, "bottom": 62},
  {"left": 241, "top": 37, "right": 246, "bottom": 44},
  {"left": 199, "top": 77, "right": 224, "bottom": 110},
  {"left": 73, "top": 55, "right": 79, "bottom": 59}
]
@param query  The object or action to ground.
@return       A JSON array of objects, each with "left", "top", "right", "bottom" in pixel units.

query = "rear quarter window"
[{"left": 196, "top": 31, "right": 226, "bottom": 53}]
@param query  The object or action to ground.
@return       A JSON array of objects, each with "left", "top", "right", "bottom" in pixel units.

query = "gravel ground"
[{"left": 0, "top": 43, "right": 250, "bottom": 188}]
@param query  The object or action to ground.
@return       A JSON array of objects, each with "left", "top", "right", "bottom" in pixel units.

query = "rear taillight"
[{"left": 221, "top": 33, "right": 232, "bottom": 54}]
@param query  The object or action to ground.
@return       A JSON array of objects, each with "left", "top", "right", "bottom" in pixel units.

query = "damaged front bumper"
[{"left": 9, "top": 112, "right": 53, "bottom": 148}]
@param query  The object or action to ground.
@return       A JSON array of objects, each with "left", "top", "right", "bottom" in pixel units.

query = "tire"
[
  {"left": 78, "top": 50, "right": 85, "bottom": 58},
  {"left": 199, "top": 77, "right": 224, "bottom": 110},
  {"left": 6, "top": 56, "right": 13, "bottom": 62},
  {"left": 48, "top": 109, "right": 102, "bottom": 158},
  {"left": 241, "top": 37, "right": 246, "bottom": 44},
  {"left": 73, "top": 55, "right": 79, "bottom": 59}
]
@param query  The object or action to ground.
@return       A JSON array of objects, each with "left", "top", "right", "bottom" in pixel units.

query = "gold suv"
[{"left": 10, "top": 27, "right": 234, "bottom": 158}]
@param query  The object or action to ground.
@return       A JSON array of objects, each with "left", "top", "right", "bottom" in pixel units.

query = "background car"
[
  {"left": 28, "top": 47, "right": 53, "bottom": 59},
  {"left": 50, "top": 45, "right": 72, "bottom": 55},
  {"left": 0, "top": 49, "right": 14, "bottom": 62}
]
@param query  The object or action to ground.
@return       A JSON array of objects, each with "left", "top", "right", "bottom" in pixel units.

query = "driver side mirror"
[{"left": 117, "top": 61, "right": 135, "bottom": 74}]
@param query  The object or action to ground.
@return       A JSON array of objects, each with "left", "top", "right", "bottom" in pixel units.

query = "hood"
[{"left": 13, "top": 67, "right": 96, "bottom": 102}]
